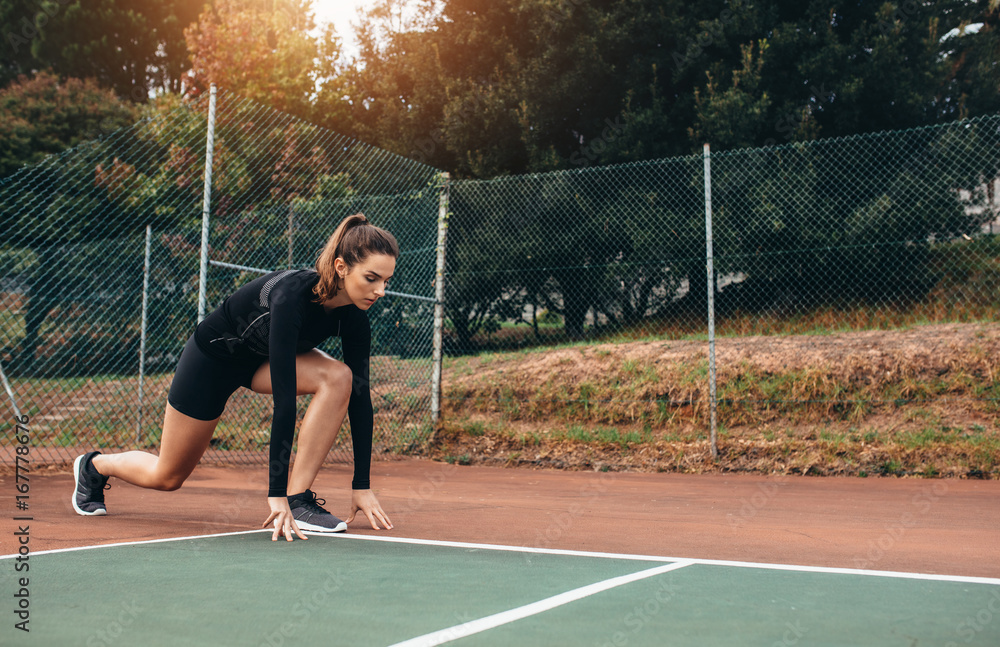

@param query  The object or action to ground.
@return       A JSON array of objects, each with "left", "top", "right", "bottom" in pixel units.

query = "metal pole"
[
  {"left": 992, "top": 178, "right": 997, "bottom": 236},
  {"left": 0, "top": 358, "right": 22, "bottom": 421},
  {"left": 197, "top": 84, "right": 217, "bottom": 323},
  {"left": 704, "top": 143, "right": 718, "bottom": 460},
  {"left": 430, "top": 172, "right": 450, "bottom": 425},
  {"left": 137, "top": 225, "right": 151, "bottom": 444},
  {"left": 287, "top": 203, "right": 295, "bottom": 268},
  {"left": 207, "top": 259, "right": 437, "bottom": 303}
]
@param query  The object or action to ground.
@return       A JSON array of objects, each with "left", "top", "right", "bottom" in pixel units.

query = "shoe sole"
[
  {"left": 295, "top": 519, "right": 347, "bottom": 533},
  {"left": 72, "top": 454, "right": 107, "bottom": 517}
]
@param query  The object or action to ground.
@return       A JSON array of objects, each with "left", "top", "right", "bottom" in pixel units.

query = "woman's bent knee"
[
  {"left": 321, "top": 360, "right": 353, "bottom": 392},
  {"left": 152, "top": 470, "right": 189, "bottom": 491}
]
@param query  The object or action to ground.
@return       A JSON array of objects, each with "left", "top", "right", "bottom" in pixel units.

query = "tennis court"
[
  {"left": 2, "top": 458, "right": 999, "bottom": 645},
  {"left": 6, "top": 530, "right": 1000, "bottom": 646}
]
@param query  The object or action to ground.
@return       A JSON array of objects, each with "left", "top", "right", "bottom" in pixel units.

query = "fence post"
[
  {"left": 197, "top": 84, "right": 217, "bottom": 323},
  {"left": 431, "top": 172, "right": 450, "bottom": 425},
  {"left": 137, "top": 225, "right": 152, "bottom": 445},
  {"left": 704, "top": 143, "right": 718, "bottom": 460},
  {"left": 992, "top": 178, "right": 997, "bottom": 235},
  {"left": 0, "top": 358, "right": 22, "bottom": 421},
  {"left": 287, "top": 202, "right": 295, "bottom": 268}
]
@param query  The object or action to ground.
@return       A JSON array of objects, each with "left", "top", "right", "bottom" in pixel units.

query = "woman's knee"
[
  {"left": 319, "top": 359, "right": 352, "bottom": 392},
  {"left": 154, "top": 477, "right": 185, "bottom": 492},
  {"left": 151, "top": 467, "right": 190, "bottom": 491}
]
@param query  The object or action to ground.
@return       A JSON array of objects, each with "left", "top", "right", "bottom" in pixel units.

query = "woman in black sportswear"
[{"left": 72, "top": 214, "right": 396, "bottom": 541}]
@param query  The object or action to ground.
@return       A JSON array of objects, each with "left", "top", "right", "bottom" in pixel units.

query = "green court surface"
[{"left": 6, "top": 531, "right": 999, "bottom": 646}]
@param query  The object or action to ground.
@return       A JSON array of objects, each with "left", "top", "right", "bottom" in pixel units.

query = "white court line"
[
  {"left": 5, "top": 530, "right": 1000, "bottom": 587},
  {"left": 310, "top": 532, "right": 1000, "bottom": 586},
  {"left": 387, "top": 560, "right": 695, "bottom": 647},
  {"left": 0, "top": 529, "right": 270, "bottom": 559},
  {"left": 309, "top": 531, "right": 676, "bottom": 562}
]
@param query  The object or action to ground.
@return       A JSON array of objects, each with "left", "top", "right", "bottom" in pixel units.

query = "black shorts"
[{"left": 167, "top": 336, "right": 263, "bottom": 421}]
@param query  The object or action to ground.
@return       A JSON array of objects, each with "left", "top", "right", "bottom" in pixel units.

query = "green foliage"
[
  {"left": 690, "top": 40, "right": 774, "bottom": 149},
  {"left": 340, "top": 1, "right": 1000, "bottom": 351},
  {"left": 1, "top": 0, "right": 204, "bottom": 97},
  {"left": 1, "top": 83, "right": 439, "bottom": 375},
  {"left": 0, "top": 72, "right": 137, "bottom": 177},
  {"left": 446, "top": 158, "right": 705, "bottom": 343},
  {"left": 0, "top": 86, "right": 207, "bottom": 373},
  {"left": 537, "top": 309, "right": 561, "bottom": 325},
  {"left": 446, "top": 111, "right": 998, "bottom": 351},
  {"left": 184, "top": 0, "right": 343, "bottom": 121},
  {"left": 346, "top": 0, "right": 1000, "bottom": 176},
  {"left": 711, "top": 118, "right": 995, "bottom": 311}
]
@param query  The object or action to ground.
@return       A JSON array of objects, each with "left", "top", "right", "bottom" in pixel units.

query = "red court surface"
[{"left": 3, "top": 457, "right": 997, "bottom": 579}]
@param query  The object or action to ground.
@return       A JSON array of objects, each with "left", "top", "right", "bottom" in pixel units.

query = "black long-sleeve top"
[{"left": 193, "top": 269, "right": 373, "bottom": 496}]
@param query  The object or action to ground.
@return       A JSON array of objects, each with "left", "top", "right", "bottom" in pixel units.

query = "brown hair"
[{"left": 313, "top": 213, "right": 400, "bottom": 302}]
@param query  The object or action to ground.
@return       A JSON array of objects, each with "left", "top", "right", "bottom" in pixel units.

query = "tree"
[
  {"left": 340, "top": 0, "right": 1000, "bottom": 177},
  {"left": 0, "top": 72, "right": 136, "bottom": 177},
  {"left": 446, "top": 178, "right": 528, "bottom": 348},
  {"left": 184, "top": 0, "right": 343, "bottom": 120},
  {"left": 0, "top": 87, "right": 209, "bottom": 373},
  {"left": 939, "top": 1, "right": 1000, "bottom": 120},
  {"left": 689, "top": 40, "right": 773, "bottom": 150},
  {"left": 1, "top": 0, "right": 205, "bottom": 98},
  {"left": 0, "top": 0, "right": 38, "bottom": 88},
  {"left": 346, "top": 0, "right": 672, "bottom": 177}
]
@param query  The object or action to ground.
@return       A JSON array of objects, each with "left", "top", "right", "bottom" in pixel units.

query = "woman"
[{"left": 72, "top": 213, "right": 396, "bottom": 541}]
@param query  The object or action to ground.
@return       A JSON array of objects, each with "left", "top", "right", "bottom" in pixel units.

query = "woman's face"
[{"left": 336, "top": 253, "right": 396, "bottom": 310}]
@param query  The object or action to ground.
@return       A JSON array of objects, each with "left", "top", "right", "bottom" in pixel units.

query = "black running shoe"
[
  {"left": 72, "top": 451, "right": 110, "bottom": 516},
  {"left": 287, "top": 489, "right": 347, "bottom": 532}
]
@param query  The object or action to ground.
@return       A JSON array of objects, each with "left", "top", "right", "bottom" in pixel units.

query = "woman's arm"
[
  {"left": 340, "top": 306, "right": 374, "bottom": 490},
  {"left": 265, "top": 280, "right": 309, "bottom": 498},
  {"left": 340, "top": 307, "right": 392, "bottom": 529}
]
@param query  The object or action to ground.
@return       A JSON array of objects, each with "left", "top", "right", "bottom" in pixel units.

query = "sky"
[
  {"left": 311, "top": 0, "right": 370, "bottom": 57},
  {"left": 312, "top": 0, "right": 427, "bottom": 58}
]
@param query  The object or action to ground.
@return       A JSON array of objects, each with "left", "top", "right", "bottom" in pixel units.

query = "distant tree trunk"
[
  {"left": 20, "top": 262, "right": 56, "bottom": 373},
  {"left": 555, "top": 270, "right": 590, "bottom": 339},
  {"left": 447, "top": 304, "right": 489, "bottom": 353},
  {"left": 679, "top": 261, "right": 709, "bottom": 315},
  {"left": 448, "top": 307, "right": 475, "bottom": 353}
]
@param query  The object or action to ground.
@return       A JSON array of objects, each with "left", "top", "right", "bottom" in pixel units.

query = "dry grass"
[{"left": 435, "top": 323, "right": 1000, "bottom": 478}]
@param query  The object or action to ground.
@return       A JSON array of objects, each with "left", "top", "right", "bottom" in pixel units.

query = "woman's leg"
[
  {"left": 250, "top": 349, "right": 352, "bottom": 495},
  {"left": 91, "top": 404, "right": 218, "bottom": 491}
]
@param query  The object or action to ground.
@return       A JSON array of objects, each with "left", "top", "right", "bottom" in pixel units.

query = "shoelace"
[
  {"left": 92, "top": 483, "right": 111, "bottom": 502},
  {"left": 83, "top": 461, "right": 111, "bottom": 499},
  {"left": 297, "top": 491, "right": 328, "bottom": 514}
]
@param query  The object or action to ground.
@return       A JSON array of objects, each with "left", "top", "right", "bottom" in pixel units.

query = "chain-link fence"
[
  {"left": 3, "top": 92, "right": 999, "bottom": 471},
  {"left": 442, "top": 114, "right": 1000, "bottom": 464},
  {"left": 446, "top": 155, "right": 706, "bottom": 347},
  {"left": 1, "top": 87, "right": 443, "bottom": 466}
]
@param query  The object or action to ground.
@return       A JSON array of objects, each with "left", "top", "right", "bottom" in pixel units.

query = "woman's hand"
[
  {"left": 347, "top": 489, "right": 394, "bottom": 530},
  {"left": 262, "top": 496, "right": 308, "bottom": 541}
]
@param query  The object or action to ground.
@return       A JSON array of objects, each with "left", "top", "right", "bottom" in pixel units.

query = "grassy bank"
[{"left": 435, "top": 322, "right": 999, "bottom": 478}]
